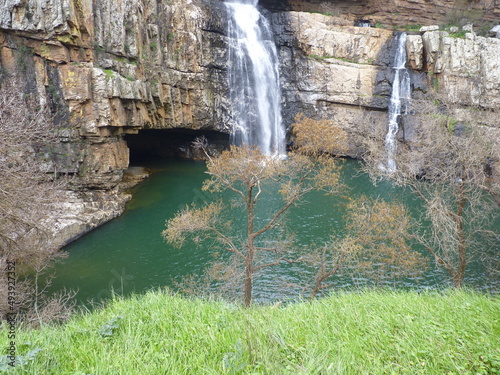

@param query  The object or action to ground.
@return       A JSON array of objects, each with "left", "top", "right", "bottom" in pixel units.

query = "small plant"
[
  {"left": 93, "top": 42, "right": 104, "bottom": 54},
  {"left": 337, "top": 57, "right": 360, "bottom": 64},
  {"left": 433, "top": 76, "right": 439, "bottom": 92},
  {"left": 446, "top": 117, "right": 458, "bottom": 133},
  {"left": 306, "top": 11, "right": 338, "bottom": 17},
  {"left": 428, "top": 71, "right": 439, "bottom": 92},
  {"left": 307, "top": 54, "right": 333, "bottom": 60},
  {"left": 98, "top": 316, "right": 123, "bottom": 338},
  {"left": 222, "top": 340, "right": 248, "bottom": 374},
  {"left": 150, "top": 42, "right": 158, "bottom": 51},
  {"left": 404, "top": 24, "right": 422, "bottom": 32},
  {"left": 124, "top": 20, "right": 134, "bottom": 34},
  {"left": 47, "top": 84, "right": 61, "bottom": 101},
  {"left": 15, "top": 44, "right": 34, "bottom": 74},
  {"left": 23, "top": 2, "right": 33, "bottom": 21},
  {"left": 102, "top": 68, "right": 115, "bottom": 80},
  {"left": 449, "top": 30, "right": 468, "bottom": 38},
  {"left": 0, "top": 347, "right": 42, "bottom": 370}
]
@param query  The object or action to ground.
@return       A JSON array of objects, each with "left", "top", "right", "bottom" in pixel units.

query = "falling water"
[
  {"left": 384, "top": 32, "right": 411, "bottom": 172},
  {"left": 225, "top": 0, "right": 286, "bottom": 156}
]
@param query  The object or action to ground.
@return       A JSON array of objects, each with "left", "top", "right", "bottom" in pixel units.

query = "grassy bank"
[{"left": 1, "top": 290, "right": 499, "bottom": 374}]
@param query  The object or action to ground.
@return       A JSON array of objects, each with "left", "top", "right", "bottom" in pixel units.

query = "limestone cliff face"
[
  {"left": 273, "top": 12, "right": 500, "bottom": 156},
  {"left": 405, "top": 30, "right": 500, "bottom": 182},
  {"left": 1, "top": 0, "right": 230, "bottom": 190},
  {"left": 409, "top": 31, "right": 500, "bottom": 109},
  {"left": 274, "top": 12, "right": 395, "bottom": 155},
  {"left": 0, "top": 0, "right": 498, "bottom": 245},
  {"left": 262, "top": 0, "right": 499, "bottom": 27},
  {"left": 0, "top": 0, "right": 231, "bottom": 244}
]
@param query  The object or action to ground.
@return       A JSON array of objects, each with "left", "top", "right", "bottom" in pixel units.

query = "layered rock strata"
[
  {"left": 0, "top": 0, "right": 230, "bottom": 245},
  {"left": 274, "top": 12, "right": 499, "bottom": 158},
  {"left": 0, "top": 0, "right": 498, "bottom": 245},
  {"left": 262, "top": 0, "right": 499, "bottom": 28}
]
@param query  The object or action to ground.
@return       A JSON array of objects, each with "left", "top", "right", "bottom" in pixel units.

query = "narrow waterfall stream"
[
  {"left": 384, "top": 32, "right": 411, "bottom": 172},
  {"left": 225, "top": 0, "right": 285, "bottom": 156}
]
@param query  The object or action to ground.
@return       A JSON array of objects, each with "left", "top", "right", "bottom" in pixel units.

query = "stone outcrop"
[
  {"left": 413, "top": 31, "right": 500, "bottom": 108},
  {"left": 1, "top": 0, "right": 230, "bottom": 187},
  {"left": 403, "top": 29, "right": 500, "bottom": 165},
  {"left": 262, "top": 0, "right": 499, "bottom": 29},
  {"left": 0, "top": 0, "right": 499, "bottom": 246},
  {"left": 0, "top": 0, "right": 231, "bottom": 245},
  {"left": 49, "top": 190, "right": 132, "bottom": 248},
  {"left": 273, "top": 12, "right": 500, "bottom": 156},
  {"left": 273, "top": 11, "right": 396, "bottom": 155}
]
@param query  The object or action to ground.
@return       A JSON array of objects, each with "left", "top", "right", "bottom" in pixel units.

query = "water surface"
[{"left": 48, "top": 158, "right": 499, "bottom": 305}]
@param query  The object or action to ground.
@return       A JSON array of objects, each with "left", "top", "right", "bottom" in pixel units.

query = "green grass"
[
  {"left": 101, "top": 68, "right": 115, "bottom": 80},
  {"left": 1, "top": 290, "right": 499, "bottom": 374},
  {"left": 448, "top": 30, "right": 468, "bottom": 39},
  {"left": 399, "top": 24, "right": 422, "bottom": 32}
]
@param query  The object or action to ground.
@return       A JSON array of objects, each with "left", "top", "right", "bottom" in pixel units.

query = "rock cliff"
[
  {"left": 262, "top": 0, "right": 499, "bottom": 28},
  {"left": 1, "top": 0, "right": 231, "bottom": 245},
  {"left": 273, "top": 11, "right": 499, "bottom": 156},
  {"left": 0, "top": 0, "right": 498, "bottom": 245}
]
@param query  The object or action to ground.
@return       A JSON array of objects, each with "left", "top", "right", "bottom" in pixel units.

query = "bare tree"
[
  {"left": 164, "top": 114, "right": 348, "bottom": 307},
  {"left": 0, "top": 77, "right": 69, "bottom": 320},
  {"left": 363, "top": 96, "right": 499, "bottom": 287},
  {"left": 164, "top": 113, "right": 434, "bottom": 304},
  {"left": 306, "top": 196, "right": 427, "bottom": 299},
  {"left": 164, "top": 146, "right": 345, "bottom": 307}
]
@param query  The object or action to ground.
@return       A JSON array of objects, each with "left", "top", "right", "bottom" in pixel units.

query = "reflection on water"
[{"left": 47, "top": 158, "right": 499, "bottom": 305}]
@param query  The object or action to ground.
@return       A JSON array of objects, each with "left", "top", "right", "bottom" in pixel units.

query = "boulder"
[
  {"left": 420, "top": 25, "right": 439, "bottom": 32},
  {"left": 490, "top": 25, "right": 500, "bottom": 38},
  {"left": 406, "top": 34, "right": 423, "bottom": 70}
]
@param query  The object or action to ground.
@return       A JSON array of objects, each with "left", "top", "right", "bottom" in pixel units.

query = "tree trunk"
[
  {"left": 244, "top": 255, "right": 253, "bottom": 308},
  {"left": 244, "top": 184, "right": 255, "bottom": 308},
  {"left": 454, "top": 179, "right": 467, "bottom": 288}
]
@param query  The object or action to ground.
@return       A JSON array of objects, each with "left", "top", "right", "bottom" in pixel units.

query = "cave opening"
[{"left": 124, "top": 128, "right": 230, "bottom": 165}]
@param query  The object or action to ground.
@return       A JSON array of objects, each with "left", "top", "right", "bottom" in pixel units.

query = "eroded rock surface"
[
  {"left": 0, "top": 0, "right": 498, "bottom": 245},
  {"left": 262, "top": 0, "right": 499, "bottom": 28}
]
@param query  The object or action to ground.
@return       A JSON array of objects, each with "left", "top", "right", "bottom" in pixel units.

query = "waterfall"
[
  {"left": 225, "top": 0, "right": 286, "bottom": 157},
  {"left": 384, "top": 32, "right": 411, "bottom": 172}
]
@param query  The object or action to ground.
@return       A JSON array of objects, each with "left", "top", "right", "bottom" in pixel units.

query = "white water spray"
[
  {"left": 225, "top": 0, "right": 286, "bottom": 157},
  {"left": 384, "top": 32, "right": 411, "bottom": 172}
]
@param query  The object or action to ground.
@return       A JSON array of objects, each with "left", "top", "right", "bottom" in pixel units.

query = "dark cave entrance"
[{"left": 124, "top": 128, "right": 230, "bottom": 165}]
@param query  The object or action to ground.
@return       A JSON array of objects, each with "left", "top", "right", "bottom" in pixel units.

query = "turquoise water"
[{"left": 47, "top": 158, "right": 499, "bottom": 305}]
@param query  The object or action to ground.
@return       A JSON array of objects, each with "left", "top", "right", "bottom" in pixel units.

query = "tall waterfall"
[
  {"left": 225, "top": 0, "right": 286, "bottom": 157},
  {"left": 384, "top": 32, "right": 411, "bottom": 172}
]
